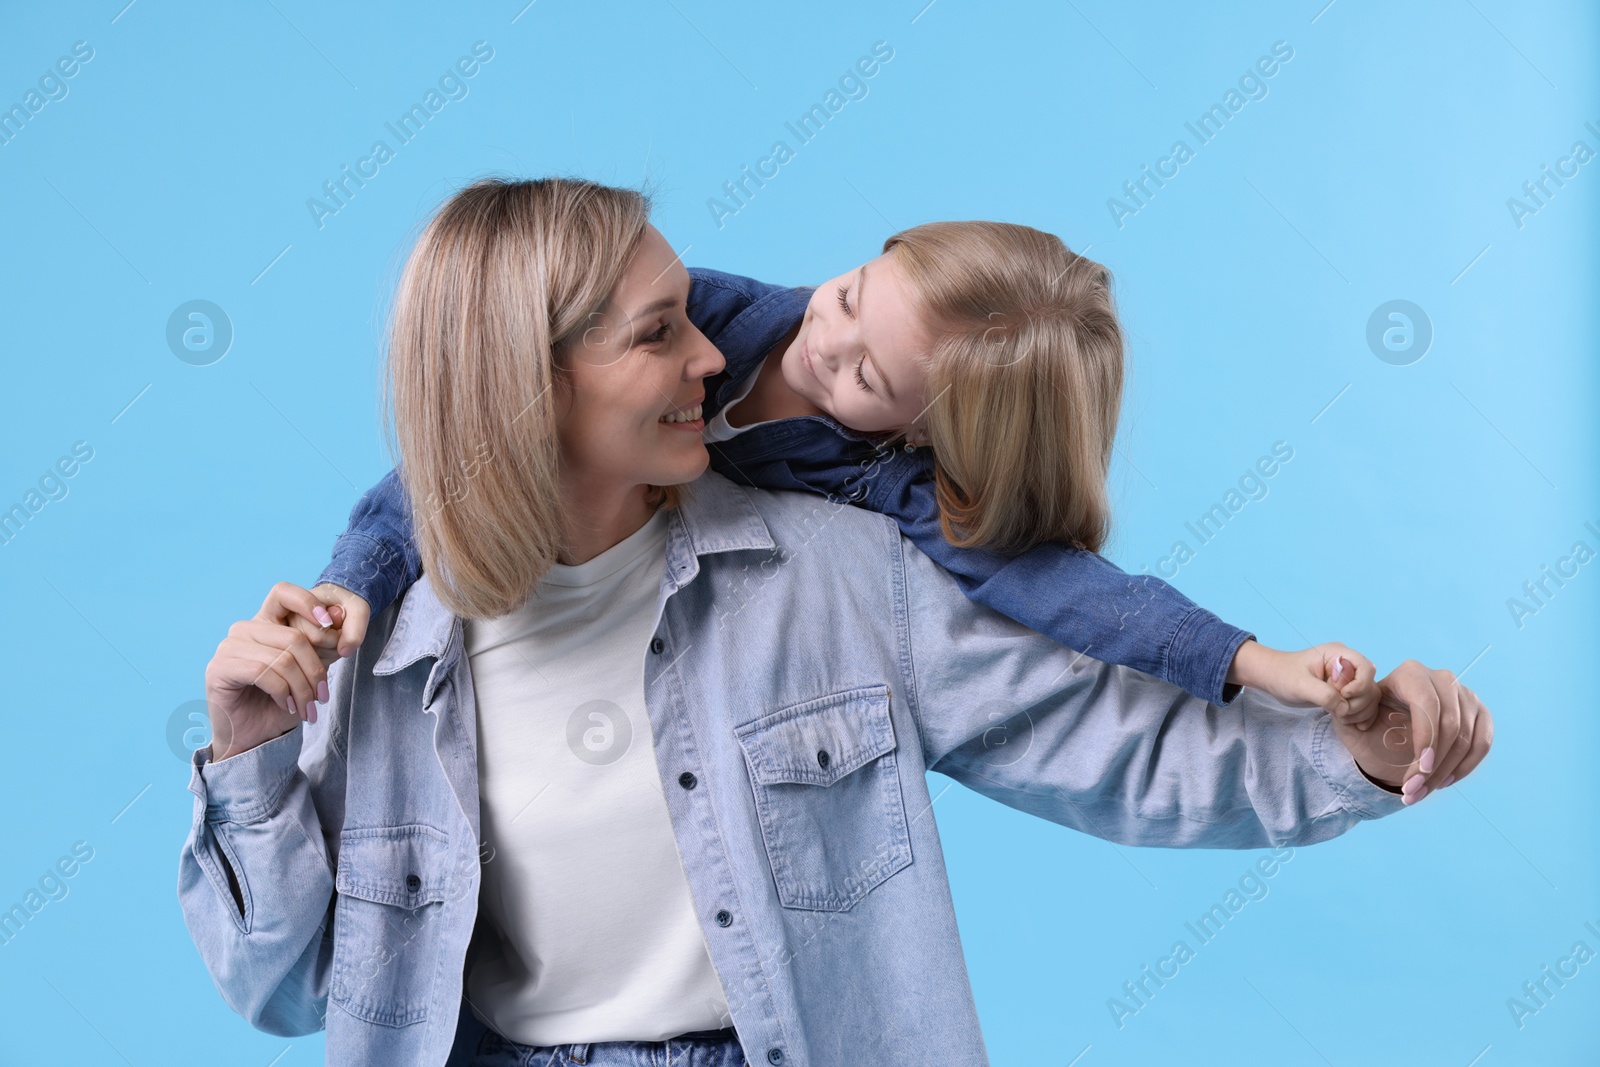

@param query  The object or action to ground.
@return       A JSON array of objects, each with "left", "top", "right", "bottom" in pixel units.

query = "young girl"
[{"left": 302, "top": 216, "right": 1379, "bottom": 725}]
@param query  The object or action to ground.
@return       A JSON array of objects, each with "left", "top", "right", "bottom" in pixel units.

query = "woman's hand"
[
  {"left": 1227, "top": 640, "right": 1380, "bottom": 728},
  {"left": 1331, "top": 660, "right": 1493, "bottom": 805},
  {"left": 202, "top": 582, "right": 343, "bottom": 762}
]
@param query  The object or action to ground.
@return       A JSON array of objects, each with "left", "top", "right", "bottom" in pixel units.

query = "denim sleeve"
[
  {"left": 176, "top": 701, "right": 347, "bottom": 1035},
  {"left": 893, "top": 531, "right": 1407, "bottom": 849},
  {"left": 879, "top": 462, "right": 1255, "bottom": 705},
  {"left": 315, "top": 467, "right": 421, "bottom": 618},
  {"left": 688, "top": 267, "right": 764, "bottom": 341},
  {"left": 688, "top": 267, "right": 812, "bottom": 419}
]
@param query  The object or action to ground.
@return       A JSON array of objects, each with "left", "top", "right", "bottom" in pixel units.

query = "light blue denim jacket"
[{"left": 178, "top": 471, "right": 1405, "bottom": 1067}]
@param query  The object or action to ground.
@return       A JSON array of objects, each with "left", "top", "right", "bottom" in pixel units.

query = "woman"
[{"left": 179, "top": 178, "right": 1492, "bottom": 1067}]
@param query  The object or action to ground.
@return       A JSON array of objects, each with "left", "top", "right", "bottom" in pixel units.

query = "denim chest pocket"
[
  {"left": 734, "top": 685, "right": 912, "bottom": 912},
  {"left": 330, "top": 824, "right": 454, "bottom": 1028}
]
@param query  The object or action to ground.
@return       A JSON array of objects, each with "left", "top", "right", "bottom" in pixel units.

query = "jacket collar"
[
  {"left": 671, "top": 466, "right": 776, "bottom": 559},
  {"left": 373, "top": 470, "right": 774, "bottom": 678}
]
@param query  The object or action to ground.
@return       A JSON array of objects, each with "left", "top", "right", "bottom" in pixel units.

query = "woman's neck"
[
  {"left": 723, "top": 324, "right": 826, "bottom": 428},
  {"left": 555, "top": 480, "right": 654, "bottom": 566}
]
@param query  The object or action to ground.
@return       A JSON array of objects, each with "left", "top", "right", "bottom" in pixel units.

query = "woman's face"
[
  {"left": 556, "top": 224, "right": 725, "bottom": 495},
  {"left": 779, "top": 250, "right": 935, "bottom": 439}
]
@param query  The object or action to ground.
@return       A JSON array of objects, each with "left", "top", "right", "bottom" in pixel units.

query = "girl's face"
[
  {"left": 779, "top": 251, "right": 935, "bottom": 441},
  {"left": 557, "top": 224, "right": 725, "bottom": 495}
]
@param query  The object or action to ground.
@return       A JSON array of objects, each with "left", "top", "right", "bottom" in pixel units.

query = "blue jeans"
[
  {"left": 442, "top": 998, "right": 751, "bottom": 1067},
  {"left": 467, "top": 1025, "right": 749, "bottom": 1067}
]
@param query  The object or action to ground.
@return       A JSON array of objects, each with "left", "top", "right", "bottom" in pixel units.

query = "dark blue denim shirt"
[{"left": 318, "top": 267, "right": 1253, "bottom": 703}]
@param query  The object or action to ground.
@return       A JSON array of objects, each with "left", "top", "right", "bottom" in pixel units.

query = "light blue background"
[{"left": 0, "top": 1, "right": 1595, "bottom": 1064}]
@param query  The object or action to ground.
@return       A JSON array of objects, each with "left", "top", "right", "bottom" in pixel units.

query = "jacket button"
[
  {"left": 715, "top": 909, "right": 732, "bottom": 927},
  {"left": 650, "top": 637, "right": 665, "bottom": 654},
  {"left": 816, "top": 749, "right": 830, "bottom": 770},
  {"left": 767, "top": 1049, "right": 784, "bottom": 1064},
  {"left": 679, "top": 771, "right": 697, "bottom": 790},
  {"left": 405, "top": 874, "right": 421, "bottom": 892}
]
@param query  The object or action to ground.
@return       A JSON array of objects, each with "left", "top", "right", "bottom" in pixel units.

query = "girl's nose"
[{"left": 809, "top": 328, "right": 835, "bottom": 369}]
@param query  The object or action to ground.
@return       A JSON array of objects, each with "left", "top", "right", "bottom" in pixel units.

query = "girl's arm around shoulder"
[
  {"left": 874, "top": 466, "right": 1254, "bottom": 704},
  {"left": 315, "top": 467, "right": 421, "bottom": 626},
  {"left": 889, "top": 531, "right": 1408, "bottom": 851}
]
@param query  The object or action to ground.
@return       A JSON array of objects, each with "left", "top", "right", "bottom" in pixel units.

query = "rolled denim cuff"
[
  {"left": 1167, "top": 607, "right": 1256, "bottom": 706},
  {"left": 192, "top": 725, "right": 304, "bottom": 824},
  {"left": 1311, "top": 713, "right": 1408, "bottom": 819},
  {"left": 315, "top": 531, "right": 411, "bottom": 619}
]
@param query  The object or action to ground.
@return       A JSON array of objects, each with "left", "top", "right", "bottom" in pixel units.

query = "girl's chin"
[{"left": 779, "top": 351, "right": 809, "bottom": 398}]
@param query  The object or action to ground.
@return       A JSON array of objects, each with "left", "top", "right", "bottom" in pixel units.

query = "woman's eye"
[
  {"left": 836, "top": 284, "right": 853, "bottom": 318},
  {"left": 642, "top": 322, "right": 671, "bottom": 344},
  {"left": 853, "top": 354, "right": 872, "bottom": 392}
]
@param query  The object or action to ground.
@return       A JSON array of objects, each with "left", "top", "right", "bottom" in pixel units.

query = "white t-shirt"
[
  {"left": 702, "top": 366, "right": 779, "bottom": 443},
  {"left": 461, "top": 508, "right": 731, "bottom": 1044}
]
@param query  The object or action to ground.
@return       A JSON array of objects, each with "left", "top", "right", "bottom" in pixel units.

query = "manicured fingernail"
[
  {"left": 1402, "top": 784, "right": 1429, "bottom": 806},
  {"left": 313, "top": 605, "right": 333, "bottom": 627},
  {"left": 317, "top": 679, "right": 329, "bottom": 704},
  {"left": 287, "top": 696, "right": 298, "bottom": 717},
  {"left": 1419, "top": 747, "right": 1435, "bottom": 773},
  {"left": 1402, "top": 772, "right": 1427, "bottom": 794},
  {"left": 1442, "top": 774, "right": 1455, "bottom": 787}
]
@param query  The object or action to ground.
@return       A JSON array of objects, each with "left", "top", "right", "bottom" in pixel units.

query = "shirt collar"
[{"left": 373, "top": 470, "right": 773, "bottom": 677}]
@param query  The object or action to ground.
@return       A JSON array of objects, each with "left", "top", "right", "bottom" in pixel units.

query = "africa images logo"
[
  {"left": 166, "top": 699, "right": 211, "bottom": 762},
  {"left": 566, "top": 699, "right": 632, "bottom": 766},
  {"left": 1365, "top": 299, "right": 1433, "bottom": 366},
  {"left": 165, "top": 300, "right": 233, "bottom": 366}
]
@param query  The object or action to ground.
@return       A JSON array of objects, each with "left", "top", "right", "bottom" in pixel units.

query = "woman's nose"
[{"left": 683, "top": 325, "right": 724, "bottom": 382}]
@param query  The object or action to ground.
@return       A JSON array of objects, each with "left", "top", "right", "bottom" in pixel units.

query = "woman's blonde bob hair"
[
  {"left": 884, "top": 221, "right": 1125, "bottom": 555},
  {"left": 381, "top": 176, "right": 679, "bottom": 620}
]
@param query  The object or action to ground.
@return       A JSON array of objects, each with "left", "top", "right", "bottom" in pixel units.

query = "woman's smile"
[{"left": 657, "top": 395, "right": 705, "bottom": 433}]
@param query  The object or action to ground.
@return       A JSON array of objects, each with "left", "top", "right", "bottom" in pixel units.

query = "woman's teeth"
[{"left": 659, "top": 403, "right": 702, "bottom": 424}]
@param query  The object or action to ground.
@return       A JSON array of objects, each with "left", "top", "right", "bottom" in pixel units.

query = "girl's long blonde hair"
[
  {"left": 382, "top": 176, "right": 674, "bottom": 619},
  {"left": 884, "top": 221, "right": 1124, "bottom": 555}
]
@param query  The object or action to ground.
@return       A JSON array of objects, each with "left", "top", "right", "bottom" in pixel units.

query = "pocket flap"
[
  {"left": 336, "top": 824, "right": 452, "bottom": 907},
  {"left": 735, "top": 685, "right": 896, "bottom": 787}
]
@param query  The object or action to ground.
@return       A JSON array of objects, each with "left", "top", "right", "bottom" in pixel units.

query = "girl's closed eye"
[
  {"left": 641, "top": 321, "right": 671, "bottom": 345},
  {"left": 831, "top": 283, "right": 870, "bottom": 389}
]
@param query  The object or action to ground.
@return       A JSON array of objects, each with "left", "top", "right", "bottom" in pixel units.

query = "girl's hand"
[
  {"left": 263, "top": 581, "right": 373, "bottom": 664},
  {"left": 202, "top": 582, "right": 341, "bottom": 762},
  {"left": 309, "top": 582, "right": 372, "bottom": 658},
  {"left": 1227, "top": 640, "right": 1381, "bottom": 729}
]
